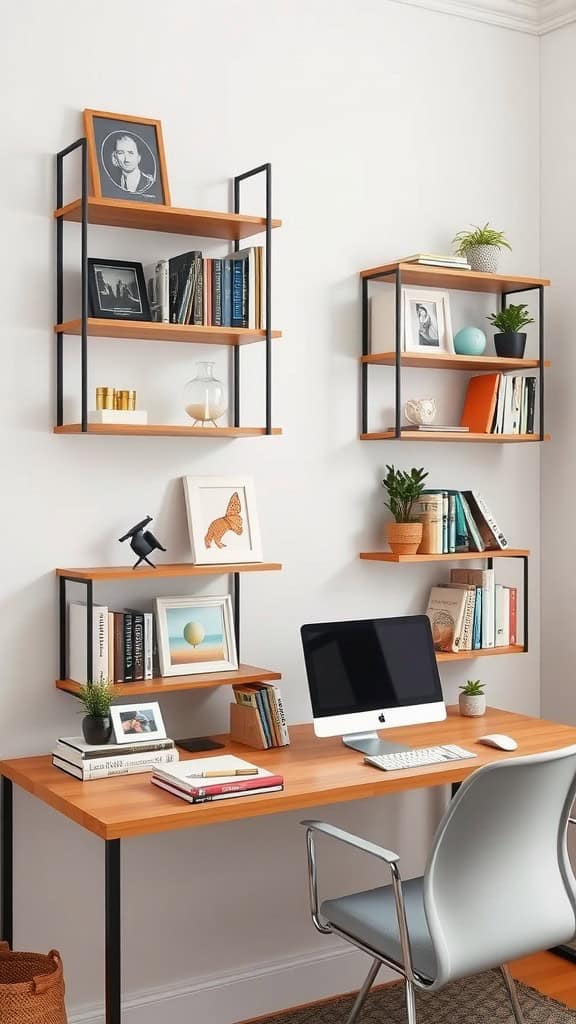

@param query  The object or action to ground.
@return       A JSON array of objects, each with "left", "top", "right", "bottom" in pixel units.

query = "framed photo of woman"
[{"left": 402, "top": 289, "right": 454, "bottom": 354}]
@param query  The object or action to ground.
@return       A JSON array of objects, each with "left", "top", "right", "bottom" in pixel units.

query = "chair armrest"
[
  {"left": 569, "top": 818, "right": 576, "bottom": 827},
  {"left": 301, "top": 820, "right": 400, "bottom": 865}
]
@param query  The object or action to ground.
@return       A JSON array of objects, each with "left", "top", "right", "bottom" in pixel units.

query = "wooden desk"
[{"left": 2, "top": 706, "right": 575, "bottom": 1024}]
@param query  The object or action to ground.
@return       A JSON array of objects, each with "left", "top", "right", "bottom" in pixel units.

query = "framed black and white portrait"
[
  {"left": 402, "top": 289, "right": 453, "bottom": 354},
  {"left": 87, "top": 259, "right": 151, "bottom": 321},
  {"left": 84, "top": 109, "right": 170, "bottom": 206}
]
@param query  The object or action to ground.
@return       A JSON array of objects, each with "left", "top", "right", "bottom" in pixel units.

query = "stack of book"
[
  {"left": 69, "top": 604, "right": 155, "bottom": 685},
  {"left": 53, "top": 736, "right": 178, "bottom": 780},
  {"left": 232, "top": 683, "right": 289, "bottom": 748},
  {"left": 426, "top": 570, "right": 518, "bottom": 653},
  {"left": 411, "top": 490, "right": 508, "bottom": 555},
  {"left": 145, "top": 247, "right": 266, "bottom": 329},
  {"left": 399, "top": 253, "right": 471, "bottom": 270},
  {"left": 461, "top": 373, "right": 538, "bottom": 435},
  {"left": 151, "top": 755, "right": 284, "bottom": 804}
]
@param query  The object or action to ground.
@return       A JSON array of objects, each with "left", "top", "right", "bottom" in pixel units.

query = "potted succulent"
[
  {"left": 76, "top": 679, "right": 116, "bottom": 745},
  {"left": 486, "top": 303, "right": 535, "bottom": 359},
  {"left": 459, "top": 679, "right": 486, "bottom": 717},
  {"left": 452, "top": 223, "right": 511, "bottom": 273},
  {"left": 382, "top": 465, "right": 428, "bottom": 555}
]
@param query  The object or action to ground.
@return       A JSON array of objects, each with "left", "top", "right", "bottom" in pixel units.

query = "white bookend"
[
  {"left": 143, "top": 612, "right": 153, "bottom": 679},
  {"left": 425, "top": 586, "right": 469, "bottom": 653},
  {"left": 494, "top": 585, "right": 510, "bottom": 647},
  {"left": 69, "top": 602, "right": 108, "bottom": 684}
]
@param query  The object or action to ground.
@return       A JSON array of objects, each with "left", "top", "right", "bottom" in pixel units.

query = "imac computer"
[{"left": 300, "top": 614, "right": 446, "bottom": 756}]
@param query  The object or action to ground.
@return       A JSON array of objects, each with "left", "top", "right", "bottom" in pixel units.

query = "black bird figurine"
[{"left": 118, "top": 516, "right": 166, "bottom": 569}]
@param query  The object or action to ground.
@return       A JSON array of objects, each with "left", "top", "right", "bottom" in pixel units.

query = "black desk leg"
[
  {"left": 105, "top": 839, "right": 121, "bottom": 1024},
  {"left": 1, "top": 778, "right": 13, "bottom": 949}
]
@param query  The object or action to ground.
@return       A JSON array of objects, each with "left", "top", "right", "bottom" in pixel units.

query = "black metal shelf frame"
[
  {"left": 58, "top": 572, "right": 242, "bottom": 685},
  {"left": 55, "top": 143, "right": 274, "bottom": 434},
  {"left": 360, "top": 268, "right": 546, "bottom": 440}
]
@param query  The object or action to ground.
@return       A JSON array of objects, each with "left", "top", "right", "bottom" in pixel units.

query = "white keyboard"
[{"left": 365, "top": 744, "right": 477, "bottom": 772}]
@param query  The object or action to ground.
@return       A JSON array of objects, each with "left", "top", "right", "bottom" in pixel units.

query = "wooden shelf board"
[
  {"left": 56, "top": 664, "right": 281, "bottom": 697},
  {"left": 54, "top": 197, "right": 281, "bottom": 241},
  {"left": 360, "top": 261, "right": 550, "bottom": 294},
  {"left": 361, "top": 352, "right": 548, "bottom": 371},
  {"left": 360, "top": 431, "right": 549, "bottom": 443},
  {"left": 360, "top": 549, "right": 529, "bottom": 563},
  {"left": 55, "top": 319, "right": 281, "bottom": 346},
  {"left": 437, "top": 645, "right": 525, "bottom": 662},
  {"left": 57, "top": 562, "right": 282, "bottom": 581},
  {"left": 54, "top": 424, "right": 282, "bottom": 437}
]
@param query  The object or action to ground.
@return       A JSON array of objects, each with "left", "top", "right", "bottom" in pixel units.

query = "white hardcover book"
[
  {"left": 69, "top": 602, "right": 108, "bottom": 684},
  {"left": 493, "top": 375, "right": 506, "bottom": 434},
  {"left": 143, "top": 612, "right": 153, "bottom": 679},
  {"left": 438, "top": 584, "right": 475, "bottom": 650},
  {"left": 502, "top": 376, "right": 516, "bottom": 434},
  {"left": 467, "top": 491, "right": 509, "bottom": 549},
  {"left": 510, "top": 377, "right": 522, "bottom": 433},
  {"left": 144, "top": 259, "right": 169, "bottom": 323},
  {"left": 426, "top": 586, "right": 469, "bottom": 653},
  {"left": 107, "top": 611, "right": 114, "bottom": 686},
  {"left": 273, "top": 687, "right": 290, "bottom": 745},
  {"left": 53, "top": 746, "right": 178, "bottom": 773},
  {"left": 482, "top": 569, "right": 495, "bottom": 648},
  {"left": 53, "top": 750, "right": 178, "bottom": 780},
  {"left": 494, "top": 585, "right": 510, "bottom": 647}
]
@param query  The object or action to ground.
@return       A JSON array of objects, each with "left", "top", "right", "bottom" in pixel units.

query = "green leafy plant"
[
  {"left": 459, "top": 679, "right": 485, "bottom": 696},
  {"left": 382, "top": 465, "right": 428, "bottom": 523},
  {"left": 76, "top": 679, "right": 117, "bottom": 718},
  {"left": 453, "top": 223, "right": 512, "bottom": 256},
  {"left": 486, "top": 303, "right": 535, "bottom": 334}
]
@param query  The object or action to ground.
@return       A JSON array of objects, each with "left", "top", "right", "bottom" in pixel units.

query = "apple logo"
[{"left": 378, "top": 712, "right": 386, "bottom": 723}]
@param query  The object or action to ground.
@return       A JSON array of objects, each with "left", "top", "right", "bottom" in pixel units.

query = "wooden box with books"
[{"left": 230, "top": 702, "right": 268, "bottom": 749}]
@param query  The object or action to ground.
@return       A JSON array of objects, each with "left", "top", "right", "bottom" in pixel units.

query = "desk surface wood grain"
[{"left": 2, "top": 707, "right": 575, "bottom": 840}]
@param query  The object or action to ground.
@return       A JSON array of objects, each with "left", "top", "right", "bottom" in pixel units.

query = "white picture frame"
[
  {"left": 154, "top": 595, "right": 238, "bottom": 677},
  {"left": 182, "top": 476, "right": 263, "bottom": 565},
  {"left": 402, "top": 288, "right": 453, "bottom": 354},
  {"left": 110, "top": 701, "right": 167, "bottom": 744}
]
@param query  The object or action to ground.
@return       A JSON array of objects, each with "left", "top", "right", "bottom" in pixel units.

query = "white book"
[
  {"left": 494, "top": 585, "right": 510, "bottom": 647},
  {"left": 152, "top": 778, "right": 283, "bottom": 803},
  {"left": 272, "top": 686, "right": 290, "bottom": 745},
  {"left": 58, "top": 735, "right": 174, "bottom": 758},
  {"left": 107, "top": 612, "right": 114, "bottom": 687},
  {"left": 144, "top": 259, "right": 169, "bottom": 323},
  {"left": 53, "top": 744, "right": 178, "bottom": 772},
  {"left": 502, "top": 376, "right": 516, "bottom": 434},
  {"left": 143, "top": 612, "right": 153, "bottom": 679},
  {"left": 481, "top": 569, "right": 495, "bottom": 648},
  {"left": 493, "top": 375, "right": 507, "bottom": 434},
  {"left": 53, "top": 751, "right": 178, "bottom": 780},
  {"left": 466, "top": 491, "right": 509, "bottom": 550},
  {"left": 69, "top": 602, "right": 108, "bottom": 684},
  {"left": 426, "top": 586, "right": 469, "bottom": 653},
  {"left": 439, "top": 584, "right": 476, "bottom": 651},
  {"left": 152, "top": 754, "right": 281, "bottom": 792}
]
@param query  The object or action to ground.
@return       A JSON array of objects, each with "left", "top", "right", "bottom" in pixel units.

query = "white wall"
[
  {"left": 0, "top": 2, "right": 541, "bottom": 1020},
  {"left": 540, "top": 23, "right": 576, "bottom": 725}
]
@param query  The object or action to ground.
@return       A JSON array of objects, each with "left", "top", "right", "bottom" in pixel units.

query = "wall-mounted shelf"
[
  {"left": 57, "top": 562, "right": 282, "bottom": 581},
  {"left": 360, "top": 262, "right": 550, "bottom": 294},
  {"left": 55, "top": 318, "right": 281, "bottom": 347},
  {"left": 56, "top": 663, "right": 281, "bottom": 697},
  {"left": 54, "top": 424, "right": 282, "bottom": 437},
  {"left": 360, "top": 432, "right": 549, "bottom": 443},
  {"left": 436, "top": 646, "right": 525, "bottom": 662},
  {"left": 361, "top": 352, "right": 549, "bottom": 372},
  {"left": 360, "top": 549, "right": 529, "bottom": 563}
]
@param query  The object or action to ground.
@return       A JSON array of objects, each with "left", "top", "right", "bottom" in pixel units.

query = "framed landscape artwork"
[
  {"left": 182, "top": 476, "right": 263, "bottom": 565},
  {"left": 155, "top": 595, "right": 238, "bottom": 677}
]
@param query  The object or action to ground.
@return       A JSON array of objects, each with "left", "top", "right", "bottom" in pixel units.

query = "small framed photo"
[
  {"left": 155, "top": 595, "right": 238, "bottom": 677},
  {"left": 84, "top": 109, "right": 170, "bottom": 206},
  {"left": 183, "top": 476, "right": 263, "bottom": 565},
  {"left": 88, "top": 258, "right": 151, "bottom": 321},
  {"left": 402, "top": 289, "right": 453, "bottom": 354},
  {"left": 110, "top": 702, "right": 166, "bottom": 744}
]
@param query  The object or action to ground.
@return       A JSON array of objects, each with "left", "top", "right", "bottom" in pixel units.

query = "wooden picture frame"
[{"left": 83, "top": 109, "right": 171, "bottom": 206}]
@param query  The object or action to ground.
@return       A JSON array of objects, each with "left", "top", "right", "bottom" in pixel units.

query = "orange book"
[{"left": 460, "top": 373, "right": 501, "bottom": 433}]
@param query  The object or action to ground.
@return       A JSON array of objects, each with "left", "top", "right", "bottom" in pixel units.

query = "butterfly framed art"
[{"left": 182, "top": 476, "right": 263, "bottom": 565}]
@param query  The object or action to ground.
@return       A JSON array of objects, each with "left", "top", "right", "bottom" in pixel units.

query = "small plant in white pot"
[
  {"left": 453, "top": 223, "right": 511, "bottom": 273},
  {"left": 459, "top": 679, "right": 486, "bottom": 717},
  {"left": 381, "top": 465, "right": 428, "bottom": 555}
]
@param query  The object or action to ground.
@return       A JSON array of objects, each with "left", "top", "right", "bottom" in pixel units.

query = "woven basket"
[{"left": 0, "top": 943, "right": 67, "bottom": 1024}]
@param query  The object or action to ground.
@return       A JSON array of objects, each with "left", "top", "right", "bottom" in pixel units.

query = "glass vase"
[{"left": 184, "top": 361, "right": 228, "bottom": 427}]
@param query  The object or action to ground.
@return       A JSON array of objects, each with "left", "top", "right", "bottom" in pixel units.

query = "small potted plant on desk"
[
  {"left": 452, "top": 222, "right": 511, "bottom": 273},
  {"left": 77, "top": 679, "right": 117, "bottom": 744},
  {"left": 459, "top": 679, "right": 486, "bottom": 717},
  {"left": 486, "top": 304, "right": 535, "bottom": 359},
  {"left": 382, "top": 465, "right": 428, "bottom": 555}
]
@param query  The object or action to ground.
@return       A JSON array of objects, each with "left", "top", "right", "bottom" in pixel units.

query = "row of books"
[
  {"left": 398, "top": 252, "right": 471, "bottom": 270},
  {"left": 52, "top": 736, "right": 178, "bottom": 780},
  {"left": 233, "top": 683, "right": 289, "bottom": 747},
  {"left": 461, "top": 373, "right": 538, "bottom": 435},
  {"left": 69, "top": 603, "right": 155, "bottom": 684},
  {"left": 145, "top": 247, "right": 266, "bottom": 329},
  {"left": 412, "top": 490, "right": 507, "bottom": 555},
  {"left": 426, "top": 569, "right": 518, "bottom": 652},
  {"left": 151, "top": 755, "right": 284, "bottom": 804}
]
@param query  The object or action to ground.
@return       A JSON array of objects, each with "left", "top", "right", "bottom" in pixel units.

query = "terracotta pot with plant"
[
  {"left": 453, "top": 222, "right": 511, "bottom": 274},
  {"left": 381, "top": 465, "right": 428, "bottom": 555},
  {"left": 486, "top": 303, "right": 535, "bottom": 360},
  {"left": 76, "top": 679, "right": 117, "bottom": 745},
  {"left": 459, "top": 679, "right": 486, "bottom": 717}
]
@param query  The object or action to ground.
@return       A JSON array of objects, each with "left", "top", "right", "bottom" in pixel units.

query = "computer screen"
[{"left": 301, "top": 615, "right": 444, "bottom": 721}]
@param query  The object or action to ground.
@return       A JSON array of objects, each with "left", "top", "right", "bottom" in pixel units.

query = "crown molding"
[{"left": 387, "top": 0, "right": 576, "bottom": 34}]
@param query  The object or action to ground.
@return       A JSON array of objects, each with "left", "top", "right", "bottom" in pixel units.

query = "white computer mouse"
[{"left": 477, "top": 734, "right": 518, "bottom": 751}]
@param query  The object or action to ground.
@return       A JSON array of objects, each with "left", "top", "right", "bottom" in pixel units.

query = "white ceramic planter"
[
  {"left": 465, "top": 245, "right": 500, "bottom": 273},
  {"left": 459, "top": 694, "right": 486, "bottom": 717}
]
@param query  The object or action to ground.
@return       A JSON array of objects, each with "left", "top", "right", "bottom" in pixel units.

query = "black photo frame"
[{"left": 88, "top": 259, "right": 151, "bottom": 321}]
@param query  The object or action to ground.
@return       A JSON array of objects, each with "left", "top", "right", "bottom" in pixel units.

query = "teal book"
[
  {"left": 448, "top": 494, "right": 456, "bottom": 553},
  {"left": 254, "top": 689, "right": 273, "bottom": 747},
  {"left": 458, "top": 492, "right": 485, "bottom": 551},
  {"left": 472, "top": 587, "right": 482, "bottom": 649}
]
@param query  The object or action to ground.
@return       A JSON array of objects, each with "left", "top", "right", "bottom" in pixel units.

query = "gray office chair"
[{"left": 302, "top": 745, "right": 576, "bottom": 1024}]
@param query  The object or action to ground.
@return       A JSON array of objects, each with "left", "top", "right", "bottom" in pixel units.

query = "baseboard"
[{"left": 69, "top": 942, "right": 393, "bottom": 1024}]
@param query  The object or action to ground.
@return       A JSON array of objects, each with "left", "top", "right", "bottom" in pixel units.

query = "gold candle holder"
[{"left": 96, "top": 387, "right": 115, "bottom": 410}]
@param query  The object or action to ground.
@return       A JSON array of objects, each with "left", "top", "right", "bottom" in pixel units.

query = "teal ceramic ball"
[{"left": 454, "top": 327, "right": 487, "bottom": 356}]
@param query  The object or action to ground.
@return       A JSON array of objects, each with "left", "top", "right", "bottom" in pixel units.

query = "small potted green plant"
[
  {"left": 76, "top": 679, "right": 117, "bottom": 745},
  {"left": 459, "top": 679, "right": 486, "bottom": 717},
  {"left": 382, "top": 465, "right": 428, "bottom": 555},
  {"left": 453, "top": 223, "right": 511, "bottom": 273},
  {"left": 486, "top": 303, "right": 535, "bottom": 359}
]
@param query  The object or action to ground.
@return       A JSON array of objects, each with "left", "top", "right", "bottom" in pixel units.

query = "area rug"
[{"left": 252, "top": 970, "right": 576, "bottom": 1023}]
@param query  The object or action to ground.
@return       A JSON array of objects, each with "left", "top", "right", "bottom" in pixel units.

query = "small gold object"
[
  {"left": 127, "top": 390, "right": 136, "bottom": 411},
  {"left": 96, "top": 387, "right": 115, "bottom": 410}
]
